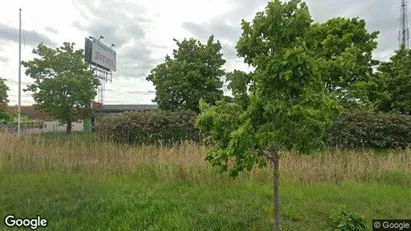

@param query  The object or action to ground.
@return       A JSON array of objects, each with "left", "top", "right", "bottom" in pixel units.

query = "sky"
[{"left": 0, "top": 0, "right": 407, "bottom": 106}]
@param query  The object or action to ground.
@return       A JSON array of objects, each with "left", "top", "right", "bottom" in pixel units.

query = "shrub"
[
  {"left": 95, "top": 108, "right": 411, "bottom": 149},
  {"left": 326, "top": 110, "right": 411, "bottom": 149},
  {"left": 330, "top": 208, "right": 367, "bottom": 231},
  {"left": 95, "top": 110, "right": 202, "bottom": 145}
]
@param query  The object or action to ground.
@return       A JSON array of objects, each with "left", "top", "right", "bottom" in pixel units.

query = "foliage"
[
  {"left": 21, "top": 42, "right": 99, "bottom": 133},
  {"left": 330, "top": 208, "right": 367, "bottom": 231},
  {"left": 194, "top": 2, "right": 383, "bottom": 229},
  {"left": 225, "top": 70, "right": 253, "bottom": 110},
  {"left": 370, "top": 45, "right": 411, "bottom": 115},
  {"left": 306, "top": 17, "right": 379, "bottom": 108},
  {"left": 0, "top": 78, "right": 11, "bottom": 123},
  {"left": 196, "top": 0, "right": 341, "bottom": 177},
  {"left": 95, "top": 110, "right": 201, "bottom": 145},
  {"left": 326, "top": 109, "right": 411, "bottom": 149},
  {"left": 0, "top": 77, "right": 9, "bottom": 105},
  {"left": 93, "top": 107, "right": 411, "bottom": 150},
  {"left": 147, "top": 36, "right": 225, "bottom": 113}
]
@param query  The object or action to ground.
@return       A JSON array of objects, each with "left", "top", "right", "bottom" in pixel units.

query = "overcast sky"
[{"left": 0, "top": 0, "right": 407, "bottom": 105}]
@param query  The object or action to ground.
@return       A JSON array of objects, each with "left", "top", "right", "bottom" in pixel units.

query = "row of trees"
[
  {"left": 149, "top": 18, "right": 409, "bottom": 117},
  {"left": 146, "top": 1, "right": 410, "bottom": 230},
  {"left": 3, "top": 1, "right": 408, "bottom": 134}
]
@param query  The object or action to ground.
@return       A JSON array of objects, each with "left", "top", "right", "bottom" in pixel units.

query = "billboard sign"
[{"left": 84, "top": 37, "right": 116, "bottom": 72}]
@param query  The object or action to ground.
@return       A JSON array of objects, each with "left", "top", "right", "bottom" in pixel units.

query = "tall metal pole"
[
  {"left": 399, "top": 0, "right": 409, "bottom": 48},
  {"left": 17, "top": 8, "right": 22, "bottom": 136}
]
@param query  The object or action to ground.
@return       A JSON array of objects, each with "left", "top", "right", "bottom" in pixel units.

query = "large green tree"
[
  {"left": 370, "top": 45, "right": 411, "bottom": 115},
  {"left": 194, "top": 0, "right": 380, "bottom": 230},
  {"left": 0, "top": 77, "right": 11, "bottom": 123},
  {"left": 307, "top": 17, "right": 379, "bottom": 108},
  {"left": 146, "top": 35, "right": 225, "bottom": 112},
  {"left": 224, "top": 18, "right": 379, "bottom": 111},
  {"left": 22, "top": 42, "right": 99, "bottom": 133}
]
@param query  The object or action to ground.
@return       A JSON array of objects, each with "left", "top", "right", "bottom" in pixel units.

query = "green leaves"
[
  {"left": 330, "top": 208, "right": 367, "bottom": 231},
  {"left": 326, "top": 110, "right": 411, "bottom": 149},
  {"left": 0, "top": 77, "right": 9, "bottom": 105},
  {"left": 0, "top": 78, "right": 11, "bottom": 123},
  {"left": 96, "top": 109, "right": 201, "bottom": 145},
  {"left": 370, "top": 46, "right": 411, "bottom": 115},
  {"left": 21, "top": 42, "right": 99, "bottom": 131},
  {"left": 147, "top": 36, "right": 225, "bottom": 113},
  {"left": 305, "top": 17, "right": 379, "bottom": 108},
  {"left": 195, "top": 0, "right": 345, "bottom": 177}
]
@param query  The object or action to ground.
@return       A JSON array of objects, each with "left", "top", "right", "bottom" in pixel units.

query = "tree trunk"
[
  {"left": 273, "top": 149, "right": 280, "bottom": 231},
  {"left": 66, "top": 121, "right": 72, "bottom": 133}
]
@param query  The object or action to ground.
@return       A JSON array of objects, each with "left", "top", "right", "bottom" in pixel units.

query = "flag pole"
[{"left": 17, "top": 8, "right": 22, "bottom": 136}]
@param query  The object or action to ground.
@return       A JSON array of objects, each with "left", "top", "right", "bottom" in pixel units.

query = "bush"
[
  {"left": 95, "top": 110, "right": 202, "bottom": 145},
  {"left": 330, "top": 208, "right": 367, "bottom": 231},
  {"left": 326, "top": 110, "right": 411, "bottom": 149},
  {"left": 95, "top": 108, "right": 411, "bottom": 149}
]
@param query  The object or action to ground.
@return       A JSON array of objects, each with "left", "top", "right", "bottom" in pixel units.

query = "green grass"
[
  {"left": 1, "top": 173, "right": 410, "bottom": 231},
  {"left": 1, "top": 133, "right": 410, "bottom": 230},
  {"left": 31, "top": 131, "right": 96, "bottom": 142}
]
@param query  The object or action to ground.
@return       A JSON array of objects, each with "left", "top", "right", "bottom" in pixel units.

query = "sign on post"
[{"left": 84, "top": 37, "right": 116, "bottom": 72}]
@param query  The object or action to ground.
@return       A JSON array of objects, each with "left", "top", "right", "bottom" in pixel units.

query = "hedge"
[
  {"left": 95, "top": 109, "right": 411, "bottom": 149},
  {"left": 326, "top": 110, "right": 411, "bottom": 149},
  {"left": 95, "top": 110, "right": 201, "bottom": 145}
]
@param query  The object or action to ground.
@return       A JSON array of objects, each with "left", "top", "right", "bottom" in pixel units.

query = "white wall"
[
  {"left": 42, "top": 121, "right": 84, "bottom": 132},
  {"left": 19, "top": 121, "right": 84, "bottom": 135}
]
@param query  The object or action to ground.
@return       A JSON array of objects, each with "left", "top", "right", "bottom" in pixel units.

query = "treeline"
[{"left": 95, "top": 1, "right": 411, "bottom": 150}]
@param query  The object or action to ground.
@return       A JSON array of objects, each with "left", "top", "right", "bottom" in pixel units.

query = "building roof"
[
  {"left": 8, "top": 105, "right": 51, "bottom": 120},
  {"left": 7, "top": 103, "right": 158, "bottom": 120},
  {"left": 101, "top": 104, "right": 158, "bottom": 111}
]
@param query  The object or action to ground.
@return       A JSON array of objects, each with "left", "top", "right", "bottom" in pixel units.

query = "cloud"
[
  {"left": 307, "top": 0, "right": 400, "bottom": 61},
  {"left": 182, "top": 21, "right": 241, "bottom": 43},
  {"left": 0, "top": 56, "right": 9, "bottom": 64},
  {"left": 0, "top": 23, "right": 56, "bottom": 47},
  {"left": 221, "top": 41, "right": 237, "bottom": 60},
  {"left": 70, "top": 1, "right": 161, "bottom": 81},
  {"left": 111, "top": 41, "right": 162, "bottom": 80},
  {"left": 44, "top": 26, "right": 58, "bottom": 34},
  {"left": 4, "top": 77, "right": 32, "bottom": 87},
  {"left": 183, "top": 0, "right": 403, "bottom": 65},
  {"left": 71, "top": 1, "right": 150, "bottom": 48},
  {"left": 151, "top": 44, "right": 168, "bottom": 49},
  {"left": 125, "top": 90, "right": 155, "bottom": 95},
  {"left": 182, "top": 1, "right": 267, "bottom": 42}
]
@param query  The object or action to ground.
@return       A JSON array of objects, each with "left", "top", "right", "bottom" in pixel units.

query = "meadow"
[{"left": 0, "top": 132, "right": 410, "bottom": 230}]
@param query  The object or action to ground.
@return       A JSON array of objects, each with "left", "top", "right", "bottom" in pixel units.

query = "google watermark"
[
  {"left": 4, "top": 215, "right": 47, "bottom": 230},
  {"left": 373, "top": 219, "right": 411, "bottom": 231}
]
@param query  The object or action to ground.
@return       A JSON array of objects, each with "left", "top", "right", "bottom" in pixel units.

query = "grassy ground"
[{"left": 0, "top": 132, "right": 410, "bottom": 230}]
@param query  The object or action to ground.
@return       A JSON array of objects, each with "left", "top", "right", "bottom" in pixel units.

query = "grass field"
[{"left": 0, "top": 132, "right": 410, "bottom": 230}]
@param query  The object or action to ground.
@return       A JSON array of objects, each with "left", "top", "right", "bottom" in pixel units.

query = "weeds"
[{"left": 0, "top": 132, "right": 410, "bottom": 185}]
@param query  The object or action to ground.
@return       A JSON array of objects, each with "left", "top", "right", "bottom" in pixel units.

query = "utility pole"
[
  {"left": 18, "top": 8, "right": 22, "bottom": 136},
  {"left": 399, "top": 0, "right": 409, "bottom": 48}
]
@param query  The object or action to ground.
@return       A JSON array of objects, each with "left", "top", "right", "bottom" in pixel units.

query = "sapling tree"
[{"left": 193, "top": 0, "right": 374, "bottom": 230}]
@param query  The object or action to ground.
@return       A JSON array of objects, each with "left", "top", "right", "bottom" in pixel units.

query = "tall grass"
[{"left": 1, "top": 132, "right": 410, "bottom": 185}]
